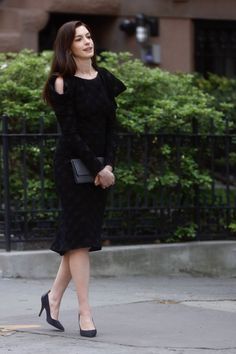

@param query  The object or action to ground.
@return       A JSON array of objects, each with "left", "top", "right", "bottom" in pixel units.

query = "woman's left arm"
[
  {"left": 104, "top": 111, "right": 118, "bottom": 170},
  {"left": 100, "top": 68, "right": 126, "bottom": 171}
]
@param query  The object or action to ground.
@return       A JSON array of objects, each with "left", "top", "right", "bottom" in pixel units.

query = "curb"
[{"left": 0, "top": 241, "right": 236, "bottom": 278}]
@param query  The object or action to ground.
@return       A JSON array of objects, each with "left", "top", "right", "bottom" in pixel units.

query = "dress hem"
[{"left": 50, "top": 244, "right": 102, "bottom": 256}]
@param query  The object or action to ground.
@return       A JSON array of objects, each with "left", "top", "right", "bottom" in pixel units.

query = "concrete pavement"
[{"left": 0, "top": 275, "right": 236, "bottom": 354}]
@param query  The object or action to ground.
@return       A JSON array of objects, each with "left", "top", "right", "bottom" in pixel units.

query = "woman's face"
[{"left": 71, "top": 25, "right": 94, "bottom": 59}]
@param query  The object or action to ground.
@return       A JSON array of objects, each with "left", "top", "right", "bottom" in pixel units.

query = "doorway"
[{"left": 39, "top": 12, "right": 117, "bottom": 54}]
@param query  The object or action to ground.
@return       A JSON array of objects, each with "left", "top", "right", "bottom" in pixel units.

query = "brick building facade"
[{"left": 0, "top": 0, "right": 236, "bottom": 76}]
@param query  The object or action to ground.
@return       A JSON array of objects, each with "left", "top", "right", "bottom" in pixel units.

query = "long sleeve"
[
  {"left": 48, "top": 75, "right": 103, "bottom": 177},
  {"left": 99, "top": 68, "right": 126, "bottom": 168},
  {"left": 104, "top": 111, "right": 118, "bottom": 168},
  {"left": 99, "top": 67, "right": 126, "bottom": 101}
]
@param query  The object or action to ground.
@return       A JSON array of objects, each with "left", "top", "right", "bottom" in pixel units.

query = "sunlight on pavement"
[{"left": 0, "top": 324, "right": 41, "bottom": 336}]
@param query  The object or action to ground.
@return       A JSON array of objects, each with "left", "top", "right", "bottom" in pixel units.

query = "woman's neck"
[{"left": 74, "top": 58, "right": 97, "bottom": 78}]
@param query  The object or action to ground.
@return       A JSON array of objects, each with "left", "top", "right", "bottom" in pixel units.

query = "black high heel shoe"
[
  {"left": 79, "top": 314, "right": 97, "bottom": 337},
  {"left": 39, "top": 290, "right": 64, "bottom": 331}
]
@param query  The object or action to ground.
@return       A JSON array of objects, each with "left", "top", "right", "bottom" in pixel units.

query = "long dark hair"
[{"left": 43, "top": 20, "right": 97, "bottom": 105}]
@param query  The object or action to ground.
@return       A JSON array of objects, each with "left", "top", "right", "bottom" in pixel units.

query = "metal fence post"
[
  {"left": 192, "top": 117, "right": 200, "bottom": 240},
  {"left": 2, "top": 115, "right": 11, "bottom": 251}
]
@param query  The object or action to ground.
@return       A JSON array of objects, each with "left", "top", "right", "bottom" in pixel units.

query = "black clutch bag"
[{"left": 71, "top": 157, "right": 104, "bottom": 183}]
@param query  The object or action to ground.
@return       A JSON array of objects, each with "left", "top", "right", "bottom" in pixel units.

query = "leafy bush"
[
  {"left": 98, "top": 52, "right": 226, "bottom": 134},
  {"left": 193, "top": 73, "right": 236, "bottom": 130},
  {"left": 0, "top": 50, "right": 54, "bottom": 128},
  {"left": 0, "top": 50, "right": 228, "bottom": 132}
]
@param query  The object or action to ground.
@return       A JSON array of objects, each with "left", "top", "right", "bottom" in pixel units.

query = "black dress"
[{"left": 48, "top": 67, "right": 126, "bottom": 255}]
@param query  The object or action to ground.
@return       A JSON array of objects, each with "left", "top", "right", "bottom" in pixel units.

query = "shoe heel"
[
  {"left": 38, "top": 291, "right": 65, "bottom": 331},
  {"left": 38, "top": 304, "right": 44, "bottom": 317}
]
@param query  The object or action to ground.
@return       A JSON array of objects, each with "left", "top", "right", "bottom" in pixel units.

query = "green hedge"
[{"left": 0, "top": 50, "right": 233, "bottom": 132}]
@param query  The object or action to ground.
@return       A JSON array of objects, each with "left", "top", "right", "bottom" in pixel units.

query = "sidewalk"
[{"left": 0, "top": 275, "right": 236, "bottom": 354}]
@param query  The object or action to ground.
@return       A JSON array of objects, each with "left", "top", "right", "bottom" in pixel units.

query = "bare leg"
[
  {"left": 68, "top": 248, "right": 95, "bottom": 330},
  {"left": 49, "top": 253, "right": 72, "bottom": 320}
]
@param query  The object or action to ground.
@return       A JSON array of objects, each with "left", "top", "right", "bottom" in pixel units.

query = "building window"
[{"left": 194, "top": 19, "right": 236, "bottom": 78}]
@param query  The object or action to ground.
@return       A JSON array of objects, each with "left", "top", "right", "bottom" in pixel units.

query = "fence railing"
[{"left": 0, "top": 115, "right": 236, "bottom": 251}]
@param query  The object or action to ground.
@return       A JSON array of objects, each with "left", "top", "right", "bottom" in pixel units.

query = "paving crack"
[
  {"left": 155, "top": 299, "right": 236, "bottom": 305},
  {"left": 6, "top": 329, "right": 236, "bottom": 351}
]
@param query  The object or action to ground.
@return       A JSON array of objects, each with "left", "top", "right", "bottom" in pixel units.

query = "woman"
[{"left": 40, "top": 20, "right": 126, "bottom": 337}]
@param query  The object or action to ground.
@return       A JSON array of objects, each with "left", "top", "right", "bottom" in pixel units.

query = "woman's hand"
[
  {"left": 94, "top": 166, "right": 115, "bottom": 188},
  {"left": 104, "top": 165, "right": 113, "bottom": 172}
]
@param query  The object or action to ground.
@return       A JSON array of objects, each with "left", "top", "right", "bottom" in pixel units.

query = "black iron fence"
[{"left": 0, "top": 115, "right": 236, "bottom": 251}]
